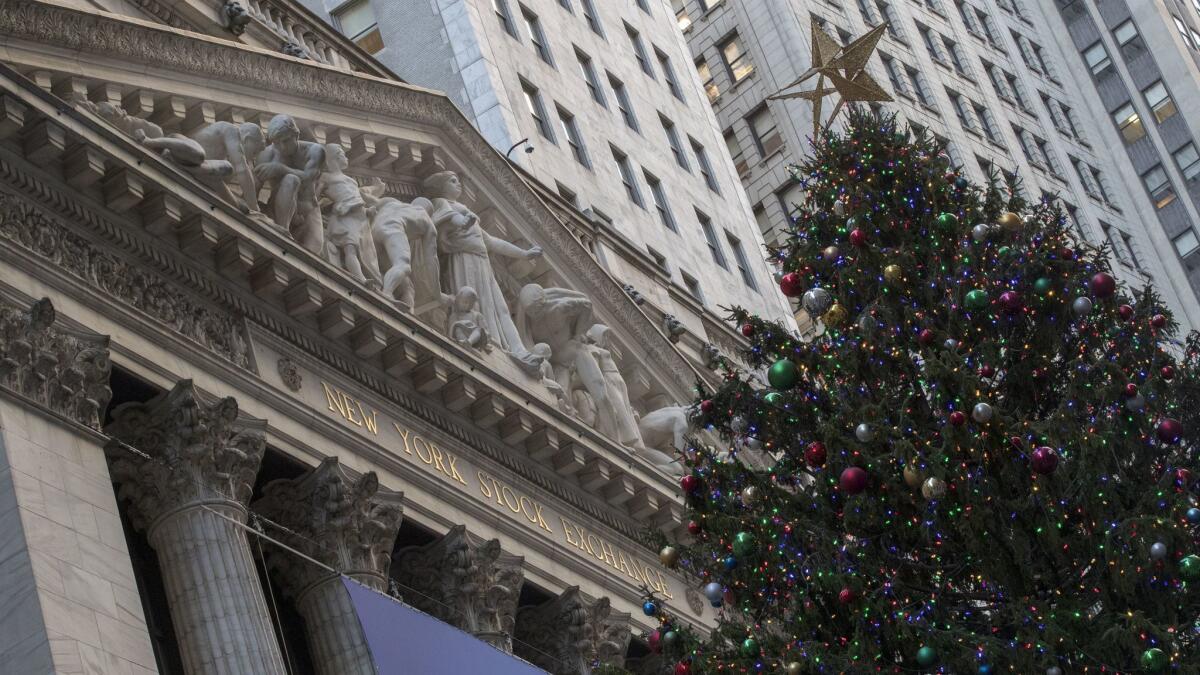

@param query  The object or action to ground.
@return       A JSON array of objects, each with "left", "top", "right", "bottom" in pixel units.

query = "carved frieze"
[
  {"left": 0, "top": 296, "right": 111, "bottom": 428},
  {"left": 514, "top": 587, "right": 632, "bottom": 675}
]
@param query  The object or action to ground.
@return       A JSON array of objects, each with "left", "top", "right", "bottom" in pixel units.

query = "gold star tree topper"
[{"left": 769, "top": 19, "right": 893, "bottom": 140}]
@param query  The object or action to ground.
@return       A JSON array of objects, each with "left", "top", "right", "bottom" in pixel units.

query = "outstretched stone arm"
[{"left": 483, "top": 231, "right": 541, "bottom": 261}]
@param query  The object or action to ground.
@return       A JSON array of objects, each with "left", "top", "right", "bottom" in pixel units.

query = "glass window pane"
[
  {"left": 337, "top": 0, "right": 377, "bottom": 37},
  {"left": 1174, "top": 229, "right": 1199, "bottom": 257}
]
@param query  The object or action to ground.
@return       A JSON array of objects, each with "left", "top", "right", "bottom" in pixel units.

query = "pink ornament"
[
  {"left": 840, "top": 467, "right": 869, "bottom": 494},
  {"left": 1119, "top": 304, "right": 1135, "bottom": 320},
  {"left": 849, "top": 228, "right": 868, "bottom": 247},
  {"left": 1090, "top": 272, "right": 1116, "bottom": 299},
  {"left": 805, "top": 441, "right": 828, "bottom": 468},
  {"left": 1158, "top": 418, "right": 1183, "bottom": 445},
  {"left": 648, "top": 629, "right": 663, "bottom": 654},
  {"left": 780, "top": 272, "right": 804, "bottom": 298},
  {"left": 1151, "top": 314, "right": 1167, "bottom": 329},
  {"left": 1031, "top": 446, "right": 1058, "bottom": 475},
  {"left": 949, "top": 411, "right": 966, "bottom": 427},
  {"left": 999, "top": 290, "right": 1023, "bottom": 314},
  {"left": 838, "top": 587, "right": 856, "bottom": 605},
  {"left": 700, "top": 399, "right": 714, "bottom": 414}
]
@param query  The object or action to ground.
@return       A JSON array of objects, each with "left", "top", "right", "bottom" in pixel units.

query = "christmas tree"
[{"left": 652, "top": 109, "right": 1200, "bottom": 674}]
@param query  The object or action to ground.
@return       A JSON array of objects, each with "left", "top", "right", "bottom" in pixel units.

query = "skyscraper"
[{"left": 674, "top": 0, "right": 1200, "bottom": 329}]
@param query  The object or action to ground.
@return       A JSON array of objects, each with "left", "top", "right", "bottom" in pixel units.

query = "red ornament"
[
  {"left": 1162, "top": 365, "right": 1176, "bottom": 381},
  {"left": 740, "top": 323, "right": 754, "bottom": 338},
  {"left": 1031, "top": 447, "right": 1059, "bottom": 475},
  {"left": 687, "top": 520, "right": 702, "bottom": 535},
  {"left": 849, "top": 228, "right": 868, "bottom": 247},
  {"left": 999, "top": 290, "right": 1023, "bottom": 314},
  {"left": 674, "top": 661, "right": 692, "bottom": 675},
  {"left": 1119, "top": 304, "right": 1135, "bottom": 320},
  {"left": 648, "top": 629, "right": 663, "bottom": 654},
  {"left": 1090, "top": 272, "right": 1116, "bottom": 299},
  {"left": 949, "top": 411, "right": 967, "bottom": 427},
  {"left": 1010, "top": 436, "right": 1023, "bottom": 450},
  {"left": 979, "top": 364, "right": 995, "bottom": 378},
  {"left": 1151, "top": 314, "right": 1167, "bottom": 329},
  {"left": 780, "top": 272, "right": 805, "bottom": 298},
  {"left": 1124, "top": 383, "right": 1139, "bottom": 398},
  {"left": 699, "top": 400, "right": 714, "bottom": 415},
  {"left": 839, "top": 467, "right": 869, "bottom": 494},
  {"left": 918, "top": 328, "right": 935, "bottom": 345},
  {"left": 838, "top": 587, "right": 856, "bottom": 605},
  {"left": 680, "top": 475, "right": 700, "bottom": 494},
  {"left": 1157, "top": 418, "right": 1183, "bottom": 444},
  {"left": 805, "top": 441, "right": 828, "bottom": 468},
  {"left": 1060, "top": 247, "right": 1075, "bottom": 260}
]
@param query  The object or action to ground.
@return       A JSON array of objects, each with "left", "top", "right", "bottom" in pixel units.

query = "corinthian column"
[
  {"left": 105, "top": 381, "right": 286, "bottom": 675},
  {"left": 392, "top": 525, "right": 525, "bottom": 651},
  {"left": 252, "top": 457, "right": 404, "bottom": 675},
  {"left": 513, "top": 587, "right": 632, "bottom": 675}
]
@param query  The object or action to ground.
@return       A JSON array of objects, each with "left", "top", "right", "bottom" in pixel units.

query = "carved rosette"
[
  {"left": 104, "top": 380, "right": 266, "bottom": 534},
  {"left": 514, "top": 587, "right": 632, "bottom": 675},
  {"left": 253, "top": 457, "right": 404, "bottom": 597},
  {"left": 0, "top": 297, "right": 112, "bottom": 428},
  {"left": 392, "top": 525, "right": 525, "bottom": 651}
]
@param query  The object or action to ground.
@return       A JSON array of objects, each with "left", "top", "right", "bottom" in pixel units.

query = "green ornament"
[
  {"left": 768, "top": 359, "right": 799, "bottom": 390},
  {"left": 740, "top": 637, "right": 759, "bottom": 657},
  {"left": 733, "top": 531, "right": 755, "bottom": 556},
  {"left": 916, "top": 646, "right": 937, "bottom": 667},
  {"left": 965, "top": 289, "right": 989, "bottom": 310},
  {"left": 1034, "top": 277, "right": 1053, "bottom": 296},
  {"left": 1141, "top": 647, "right": 1168, "bottom": 672},
  {"left": 1180, "top": 554, "right": 1200, "bottom": 580},
  {"left": 764, "top": 392, "right": 784, "bottom": 406},
  {"left": 936, "top": 212, "right": 958, "bottom": 229},
  {"left": 997, "top": 246, "right": 1011, "bottom": 257}
]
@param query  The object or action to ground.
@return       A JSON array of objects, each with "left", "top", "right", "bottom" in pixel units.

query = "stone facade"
[{"left": 0, "top": 1, "right": 711, "bottom": 673}]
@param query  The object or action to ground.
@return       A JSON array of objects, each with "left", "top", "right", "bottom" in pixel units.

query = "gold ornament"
[
  {"left": 823, "top": 245, "right": 840, "bottom": 261},
  {"left": 998, "top": 211, "right": 1021, "bottom": 233},
  {"left": 769, "top": 18, "right": 893, "bottom": 140},
  {"left": 903, "top": 463, "right": 922, "bottom": 488},
  {"left": 883, "top": 264, "right": 903, "bottom": 284},
  {"left": 823, "top": 303, "right": 848, "bottom": 327},
  {"left": 785, "top": 662, "right": 803, "bottom": 675},
  {"left": 659, "top": 546, "right": 680, "bottom": 568},
  {"left": 921, "top": 476, "right": 947, "bottom": 500}
]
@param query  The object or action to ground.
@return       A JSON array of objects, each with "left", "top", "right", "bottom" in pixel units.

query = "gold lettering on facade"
[
  {"left": 478, "top": 471, "right": 553, "bottom": 533},
  {"left": 322, "top": 382, "right": 379, "bottom": 436},
  {"left": 393, "top": 423, "right": 414, "bottom": 455},
  {"left": 558, "top": 517, "right": 673, "bottom": 599}
]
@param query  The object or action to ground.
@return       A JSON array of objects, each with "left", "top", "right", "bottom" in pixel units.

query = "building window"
[
  {"left": 1143, "top": 81, "right": 1178, "bottom": 123},
  {"left": 957, "top": 0, "right": 978, "bottom": 34},
  {"left": 949, "top": 90, "right": 974, "bottom": 131},
  {"left": 608, "top": 73, "right": 639, "bottom": 131},
  {"left": 696, "top": 58, "right": 719, "bottom": 102},
  {"left": 555, "top": 181, "right": 578, "bottom": 207},
  {"left": 660, "top": 116, "right": 690, "bottom": 171},
  {"left": 334, "top": 0, "right": 384, "bottom": 54},
  {"left": 690, "top": 137, "right": 720, "bottom": 193},
  {"left": 521, "top": 79, "right": 554, "bottom": 141},
  {"left": 876, "top": 1, "right": 902, "bottom": 39},
  {"left": 522, "top": 6, "right": 553, "bottom": 65},
  {"left": 493, "top": 0, "right": 519, "bottom": 37},
  {"left": 576, "top": 49, "right": 606, "bottom": 107},
  {"left": 697, "top": 210, "right": 727, "bottom": 269},
  {"left": 580, "top": 0, "right": 603, "bottom": 36},
  {"left": 611, "top": 146, "right": 643, "bottom": 207},
  {"left": 1175, "top": 142, "right": 1200, "bottom": 181},
  {"left": 1082, "top": 41, "right": 1111, "bottom": 76},
  {"left": 906, "top": 67, "right": 933, "bottom": 107},
  {"left": 1090, "top": 166, "right": 1111, "bottom": 203},
  {"left": 1174, "top": 229, "right": 1200, "bottom": 257},
  {"left": 857, "top": 0, "right": 877, "bottom": 24},
  {"left": 626, "top": 23, "right": 654, "bottom": 77},
  {"left": 1142, "top": 165, "right": 1176, "bottom": 208},
  {"left": 720, "top": 33, "right": 755, "bottom": 83},
  {"left": 647, "top": 246, "right": 670, "bottom": 276},
  {"left": 748, "top": 106, "right": 783, "bottom": 158},
  {"left": 682, "top": 271, "right": 705, "bottom": 304},
  {"left": 943, "top": 37, "right": 968, "bottom": 75},
  {"left": 725, "top": 232, "right": 758, "bottom": 290},
  {"left": 635, "top": 0, "right": 651, "bottom": 15},
  {"left": 655, "top": 48, "right": 684, "bottom": 101},
  {"left": 557, "top": 0, "right": 573, "bottom": 12},
  {"left": 725, "top": 129, "right": 748, "bottom": 177},
  {"left": 1111, "top": 102, "right": 1144, "bottom": 143},
  {"left": 881, "top": 54, "right": 905, "bottom": 95},
  {"left": 1113, "top": 19, "right": 1141, "bottom": 49},
  {"left": 973, "top": 102, "right": 1000, "bottom": 143},
  {"left": 1005, "top": 72, "right": 1030, "bottom": 110},
  {"left": 918, "top": 23, "right": 942, "bottom": 61},
  {"left": 673, "top": 0, "right": 691, "bottom": 31},
  {"left": 777, "top": 182, "right": 806, "bottom": 223},
  {"left": 645, "top": 172, "right": 677, "bottom": 232},
  {"left": 557, "top": 106, "right": 588, "bottom": 166}
]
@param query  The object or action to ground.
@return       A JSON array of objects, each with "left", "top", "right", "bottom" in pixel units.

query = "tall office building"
[
  {"left": 300, "top": 0, "right": 795, "bottom": 332},
  {"left": 673, "top": 0, "right": 1200, "bottom": 329}
]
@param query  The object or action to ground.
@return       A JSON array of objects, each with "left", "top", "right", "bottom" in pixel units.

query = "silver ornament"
[
  {"left": 855, "top": 423, "right": 874, "bottom": 443},
  {"left": 921, "top": 476, "right": 947, "bottom": 500},
  {"left": 1125, "top": 393, "right": 1146, "bottom": 412},
  {"left": 703, "top": 581, "right": 724, "bottom": 606},
  {"left": 802, "top": 287, "right": 833, "bottom": 315},
  {"left": 1150, "top": 541, "right": 1168, "bottom": 560},
  {"left": 857, "top": 313, "right": 876, "bottom": 334},
  {"left": 662, "top": 630, "right": 679, "bottom": 647},
  {"left": 1046, "top": 668, "right": 1063, "bottom": 675},
  {"left": 746, "top": 436, "right": 764, "bottom": 450},
  {"left": 971, "top": 223, "right": 991, "bottom": 243},
  {"left": 944, "top": 338, "right": 960, "bottom": 351},
  {"left": 741, "top": 485, "right": 761, "bottom": 505},
  {"left": 822, "top": 245, "right": 840, "bottom": 261},
  {"left": 832, "top": 201, "right": 846, "bottom": 216},
  {"left": 971, "top": 402, "right": 994, "bottom": 423},
  {"left": 846, "top": 215, "right": 858, "bottom": 228},
  {"left": 1072, "top": 296, "right": 1093, "bottom": 317}
]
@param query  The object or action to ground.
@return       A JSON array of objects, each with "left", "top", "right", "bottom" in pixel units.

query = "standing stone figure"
[
  {"left": 426, "top": 171, "right": 541, "bottom": 352},
  {"left": 360, "top": 178, "right": 440, "bottom": 308},
  {"left": 254, "top": 114, "right": 325, "bottom": 254},
  {"left": 318, "top": 144, "right": 375, "bottom": 286},
  {"left": 584, "top": 324, "right": 643, "bottom": 447}
]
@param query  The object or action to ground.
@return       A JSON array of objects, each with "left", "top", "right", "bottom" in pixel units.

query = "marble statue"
[
  {"left": 584, "top": 324, "right": 643, "bottom": 447},
  {"left": 445, "top": 287, "right": 490, "bottom": 351},
  {"left": 426, "top": 171, "right": 541, "bottom": 353},
  {"left": 254, "top": 114, "right": 325, "bottom": 254},
  {"left": 187, "top": 121, "right": 266, "bottom": 212},
  {"left": 360, "top": 178, "right": 440, "bottom": 308},
  {"left": 318, "top": 144, "right": 375, "bottom": 286},
  {"left": 530, "top": 343, "right": 571, "bottom": 412},
  {"left": 638, "top": 405, "right": 688, "bottom": 454}
]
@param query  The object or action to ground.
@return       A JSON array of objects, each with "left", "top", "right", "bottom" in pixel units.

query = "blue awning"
[{"left": 342, "top": 577, "right": 549, "bottom": 675}]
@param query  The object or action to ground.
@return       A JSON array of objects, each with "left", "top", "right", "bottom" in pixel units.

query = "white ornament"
[
  {"left": 855, "top": 423, "right": 874, "bottom": 443},
  {"left": 1150, "top": 541, "right": 1168, "bottom": 560},
  {"left": 921, "top": 476, "right": 947, "bottom": 500},
  {"left": 802, "top": 287, "right": 833, "bottom": 315},
  {"left": 1072, "top": 296, "right": 1093, "bottom": 317},
  {"left": 971, "top": 402, "right": 994, "bottom": 423}
]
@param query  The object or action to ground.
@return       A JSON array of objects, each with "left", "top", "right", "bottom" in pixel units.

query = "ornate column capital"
[
  {"left": 253, "top": 456, "right": 404, "bottom": 597},
  {"left": 0, "top": 297, "right": 111, "bottom": 428},
  {"left": 392, "top": 525, "right": 525, "bottom": 650},
  {"left": 514, "top": 587, "right": 632, "bottom": 675},
  {"left": 104, "top": 380, "right": 266, "bottom": 533}
]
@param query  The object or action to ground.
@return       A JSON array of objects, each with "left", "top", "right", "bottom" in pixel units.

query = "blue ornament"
[
  {"left": 703, "top": 582, "right": 724, "bottom": 607},
  {"left": 978, "top": 665, "right": 993, "bottom": 674},
  {"left": 955, "top": 177, "right": 969, "bottom": 189},
  {"left": 642, "top": 601, "right": 658, "bottom": 616},
  {"left": 1188, "top": 507, "right": 1200, "bottom": 523},
  {"left": 723, "top": 555, "right": 737, "bottom": 570}
]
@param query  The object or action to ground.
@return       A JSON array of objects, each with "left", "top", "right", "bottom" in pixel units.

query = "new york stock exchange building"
[{"left": 0, "top": 1, "right": 766, "bottom": 673}]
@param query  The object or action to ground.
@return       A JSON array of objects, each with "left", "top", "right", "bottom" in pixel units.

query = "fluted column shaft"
[
  {"left": 147, "top": 501, "right": 287, "bottom": 675},
  {"left": 295, "top": 574, "right": 380, "bottom": 675}
]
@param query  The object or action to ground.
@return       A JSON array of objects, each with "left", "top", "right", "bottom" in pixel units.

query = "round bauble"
[
  {"left": 838, "top": 587, "right": 856, "bottom": 604},
  {"left": 1059, "top": 247, "right": 1075, "bottom": 260},
  {"left": 1157, "top": 418, "right": 1183, "bottom": 444},
  {"left": 965, "top": 289, "right": 989, "bottom": 310},
  {"left": 746, "top": 436, "right": 763, "bottom": 450},
  {"left": 680, "top": 475, "right": 700, "bottom": 494},
  {"left": 785, "top": 662, "right": 802, "bottom": 675},
  {"left": 1141, "top": 647, "right": 1168, "bottom": 672},
  {"left": 723, "top": 555, "right": 737, "bottom": 570},
  {"left": 903, "top": 463, "right": 922, "bottom": 488},
  {"left": 662, "top": 630, "right": 679, "bottom": 648},
  {"left": 1187, "top": 507, "right": 1200, "bottom": 523},
  {"left": 732, "top": 531, "right": 755, "bottom": 556},
  {"left": 849, "top": 228, "right": 868, "bottom": 247},
  {"left": 979, "top": 364, "right": 995, "bottom": 378},
  {"left": 1126, "top": 393, "right": 1146, "bottom": 412},
  {"left": 674, "top": 661, "right": 692, "bottom": 675},
  {"left": 699, "top": 399, "right": 714, "bottom": 415},
  {"left": 1034, "top": 277, "right": 1053, "bottom": 296},
  {"left": 1151, "top": 313, "right": 1167, "bottom": 328},
  {"left": 883, "top": 264, "right": 903, "bottom": 284},
  {"left": 997, "top": 211, "right": 1021, "bottom": 232},
  {"left": 936, "top": 212, "right": 959, "bottom": 229},
  {"left": 823, "top": 245, "right": 840, "bottom": 261},
  {"left": 805, "top": 441, "right": 827, "bottom": 467},
  {"left": 949, "top": 411, "right": 967, "bottom": 427},
  {"left": 1090, "top": 272, "right": 1116, "bottom": 299},
  {"left": 768, "top": 359, "right": 800, "bottom": 390},
  {"left": 972, "top": 402, "right": 994, "bottom": 423},
  {"left": 971, "top": 223, "right": 992, "bottom": 243},
  {"left": 1161, "top": 365, "right": 1176, "bottom": 380},
  {"left": 840, "top": 466, "right": 869, "bottom": 494},
  {"left": 687, "top": 520, "right": 701, "bottom": 535},
  {"left": 1119, "top": 304, "right": 1135, "bottom": 320},
  {"left": 659, "top": 546, "right": 680, "bottom": 567},
  {"left": 823, "top": 303, "right": 848, "bottom": 327},
  {"left": 740, "top": 323, "right": 754, "bottom": 338},
  {"left": 978, "top": 665, "right": 993, "bottom": 674},
  {"left": 855, "top": 423, "right": 874, "bottom": 442},
  {"left": 740, "top": 638, "right": 759, "bottom": 657},
  {"left": 1150, "top": 542, "right": 1169, "bottom": 561},
  {"left": 922, "top": 476, "right": 947, "bottom": 500},
  {"left": 955, "top": 177, "right": 969, "bottom": 189},
  {"left": 832, "top": 201, "right": 846, "bottom": 216},
  {"left": 918, "top": 328, "right": 935, "bottom": 345},
  {"left": 999, "top": 290, "right": 1023, "bottom": 314},
  {"left": 741, "top": 485, "right": 761, "bottom": 505},
  {"left": 1181, "top": 554, "right": 1200, "bottom": 580},
  {"left": 1031, "top": 447, "right": 1059, "bottom": 475},
  {"left": 944, "top": 338, "right": 961, "bottom": 352},
  {"left": 648, "top": 629, "right": 662, "bottom": 653},
  {"left": 703, "top": 582, "right": 724, "bottom": 607},
  {"left": 1123, "top": 383, "right": 1139, "bottom": 398},
  {"left": 802, "top": 287, "right": 833, "bottom": 315},
  {"left": 916, "top": 646, "right": 938, "bottom": 667},
  {"left": 1072, "top": 296, "right": 1093, "bottom": 317},
  {"left": 764, "top": 392, "right": 783, "bottom": 406},
  {"left": 642, "top": 600, "right": 658, "bottom": 616},
  {"left": 1046, "top": 667, "right": 1063, "bottom": 675},
  {"left": 779, "top": 272, "right": 804, "bottom": 298}
]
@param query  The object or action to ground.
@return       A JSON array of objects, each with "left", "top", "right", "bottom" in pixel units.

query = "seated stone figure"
[
  {"left": 444, "top": 287, "right": 490, "bottom": 351},
  {"left": 254, "top": 114, "right": 324, "bottom": 254}
]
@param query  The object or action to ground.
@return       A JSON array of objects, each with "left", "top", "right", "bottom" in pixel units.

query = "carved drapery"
[
  {"left": 392, "top": 525, "right": 525, "bottom": 651},
  {"left": 514, "top": 587, "right": 632, "bottom": 675},
  {"left": 0, "top": 296, "right": 111, "bottom": 428},
  {"left": 105, "top": 380, "right": 287, "bottom": 675}
]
